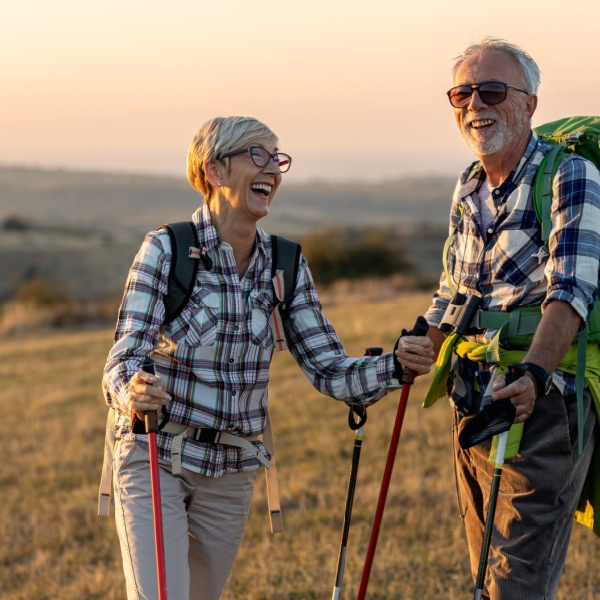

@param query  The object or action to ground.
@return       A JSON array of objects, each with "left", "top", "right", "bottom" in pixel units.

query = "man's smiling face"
[{"left": 453, "top": 50, "right": 532, "bottom": 159}]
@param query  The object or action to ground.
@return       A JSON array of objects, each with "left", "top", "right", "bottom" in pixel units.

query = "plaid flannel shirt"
[
  {"left": 425, "top": 133, "right": 600, "bottom": 395},
  {"left": 103, "top": 204, "right": 400, "bottom": 477}
]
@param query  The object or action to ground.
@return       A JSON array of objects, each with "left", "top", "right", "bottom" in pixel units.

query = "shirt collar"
[
  {"left": 191, "top": 203, "right": 269, "bottom": 260},
  {"left": 459, "top": 131, "right": 539, "bottom": 200}
]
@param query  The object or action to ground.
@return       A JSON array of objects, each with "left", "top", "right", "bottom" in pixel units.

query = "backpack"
[
  {"left": 533, "top": 116, "right": 600, "bottom": 432},
  {"left": 533, "top": 116, "right": 600, "bottom": 294},
  {"left": 534, "top": 119, "right": 600, "bottom": 326}
]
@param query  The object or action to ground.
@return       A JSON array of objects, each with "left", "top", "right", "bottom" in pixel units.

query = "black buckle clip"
[
  {"left": 193, "top": 429, "right": 222, "bottom": 444},
  {"left": 439, "top": 292, "right": 482, "bottom": 335}
]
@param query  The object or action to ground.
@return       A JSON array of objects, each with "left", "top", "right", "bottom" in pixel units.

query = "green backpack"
[
  {"left": 533, "top": 117, "right": 600, "bottom": 453},
  {"left": 533, "top": 116, "right": 600, "bottom": 343}
]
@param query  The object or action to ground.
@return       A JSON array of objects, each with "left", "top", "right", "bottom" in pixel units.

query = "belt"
[
  {"left": 473, "top": 308, "right": 542, "bottom": 335},
  {"left": 160, "top": 421, "right": 270, "bottom": 471}
]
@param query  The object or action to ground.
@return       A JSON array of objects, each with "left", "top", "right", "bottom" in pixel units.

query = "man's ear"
[
  {"left": 525, "top": 94, "right": 538, "bottom": 120},
  {"left": 205, "top": 161, "right": 223, "bottom": 187}
]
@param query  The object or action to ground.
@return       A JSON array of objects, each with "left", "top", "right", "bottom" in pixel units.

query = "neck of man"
[{"left": 479, "top": 129, "right": 533, "bottom": 188}]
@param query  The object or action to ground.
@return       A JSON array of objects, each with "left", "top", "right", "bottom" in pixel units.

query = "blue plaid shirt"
[
  {"left": 425, "top": 133, "right": 600, "bottom": 395},
  {"left": 103, "top": 203, "right": 400, "bottom": 477}
]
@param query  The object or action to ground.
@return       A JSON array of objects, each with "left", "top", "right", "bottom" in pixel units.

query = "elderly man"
[{"left": 424, "top": 38, "right": 600, "bottom": 598}]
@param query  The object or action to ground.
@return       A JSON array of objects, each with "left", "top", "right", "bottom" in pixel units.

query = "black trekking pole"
[
  {"left": 331, "top": 346, "right": 383, "bottom": 600},
  {"left": 357, "top": 316, "right": 429, "bottom": 600},
  {"left": 470, "top": 363, "right": 526, "bottom": 600}
]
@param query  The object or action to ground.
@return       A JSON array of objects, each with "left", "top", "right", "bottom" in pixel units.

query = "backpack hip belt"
[{"left": 440, "top": 302, "right": 543, "bottom": 340}]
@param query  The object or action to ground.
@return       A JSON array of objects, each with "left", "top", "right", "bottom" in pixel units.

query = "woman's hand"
[
  {"left": 127, "top": 368, "right": 171, "bottom": 422},
  {"left": 395, "top": 335, "right": 435, "bottom": 376}
]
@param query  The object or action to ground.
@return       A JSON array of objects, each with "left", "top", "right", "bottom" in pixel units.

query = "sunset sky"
[{"left": 3, "top": 0, "right": 598, "bottom": 182}]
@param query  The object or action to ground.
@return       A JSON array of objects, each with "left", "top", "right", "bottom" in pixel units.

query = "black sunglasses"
[
  {"left": 219, "top": 146, "right": 292, "bottom": 173},
  {"left": 447, "top": 81, "right": 529, "bottom": 108}
]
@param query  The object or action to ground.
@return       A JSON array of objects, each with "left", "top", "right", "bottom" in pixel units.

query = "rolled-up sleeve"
[{"left": 543, "top": 155, "right": 600, "bottom": 322}]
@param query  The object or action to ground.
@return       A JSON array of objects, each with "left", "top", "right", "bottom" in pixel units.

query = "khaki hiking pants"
[
  {"left": 113, "top": 436, "right": 258, "bottom": 600},
  {"left": 454, "top": 387, "right": 596, "bottom": 600}
]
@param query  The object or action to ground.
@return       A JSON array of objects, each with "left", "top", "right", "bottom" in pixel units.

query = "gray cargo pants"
[{"left": 454, "top": 387, "right": 596, "bottom": 600}]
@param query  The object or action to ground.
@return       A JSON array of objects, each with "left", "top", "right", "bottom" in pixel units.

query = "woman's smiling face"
[{"left": 220, "top": 137, "right": 283, "bottom": 223}]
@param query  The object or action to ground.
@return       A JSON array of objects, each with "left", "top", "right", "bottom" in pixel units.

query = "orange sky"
[{"left": 2, "top": 0, "right": 598, "bottom": 182}]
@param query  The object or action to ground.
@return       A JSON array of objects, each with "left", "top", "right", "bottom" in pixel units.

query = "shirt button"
[
  {"left": 487, "top": 227, "right": 494, "bottom": 234},
  {"left": 232, "top": 390, "right": 237, "bottom": 396},
  {"left": 234, "top": 326, "right": 239, "bottom": 331},
  {"left": 229, "top": 357, "right": 234, "bottom": 363}
]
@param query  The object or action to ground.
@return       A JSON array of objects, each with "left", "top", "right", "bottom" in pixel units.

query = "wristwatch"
[{"left": 522, "top": 362, "right": 553, "bottom": 397}]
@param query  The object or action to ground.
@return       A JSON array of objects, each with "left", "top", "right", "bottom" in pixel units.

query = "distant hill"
[
  {"left": 0, "top": 166, "right": 454, "bottom": 236},
  {"left": 0, "top": 166, "right": 453, "bottom": 301}
]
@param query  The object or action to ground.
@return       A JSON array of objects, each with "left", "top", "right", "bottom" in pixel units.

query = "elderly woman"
[{"left": 102, "top": 115, "right": 434, "bottom": 600}]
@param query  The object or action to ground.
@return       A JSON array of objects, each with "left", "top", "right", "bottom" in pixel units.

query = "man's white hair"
[{"left": 452, "top": 37, "right": 541, "bottom": 94}]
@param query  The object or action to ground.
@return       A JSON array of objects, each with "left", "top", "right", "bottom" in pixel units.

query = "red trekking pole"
[
  {"left": 356, "top": 316, "right": 429, "bottom": 600},
  {"left": 141, "top": 357, "right": 168, "bottom": 600}
]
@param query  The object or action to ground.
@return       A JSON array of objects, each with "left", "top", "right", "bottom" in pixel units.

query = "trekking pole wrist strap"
[{"left": 393, "top": 335, "right": 405, "bottom": 384}]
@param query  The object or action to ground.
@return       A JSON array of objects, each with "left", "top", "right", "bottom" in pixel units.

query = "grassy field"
[{"left": 1, "top": 291, "right": 599, "bottom": 599}]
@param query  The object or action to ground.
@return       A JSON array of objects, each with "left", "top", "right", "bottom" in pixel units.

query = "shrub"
[
  {"left": 299, "top": 226, "right": 413, "bottom": 284},
  {"left": 14, "top": 277, "right": 66, "bottom": 306}
]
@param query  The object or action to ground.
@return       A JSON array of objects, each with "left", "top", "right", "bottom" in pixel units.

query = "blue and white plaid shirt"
[
  {"left": 426, "top": 133, "right": 600, "bottom": 395},
  {"left": 103, "top": 203, "right": 400, "bottom": 477}
]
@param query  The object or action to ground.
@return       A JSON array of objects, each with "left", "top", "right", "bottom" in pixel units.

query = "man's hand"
[
  {"left": 491, "top": 372, "right": 537, "bottom": 424},
  {"left": 395, "top": 335, "right": 435, "bottom": 376},
  {"left": 127, "top": 368, "right": 171, "bottom": 422},
  {"left": 491, "top": 300, "right": 581, "bottom": 423}
]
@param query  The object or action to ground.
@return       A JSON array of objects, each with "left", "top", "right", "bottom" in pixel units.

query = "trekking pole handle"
[
  {"left": 365, "top": 346, "right": 384, "bottom": 357},
  {"left": 140, "top": 357, "right": 159, "bottom": 434},
  {"left": 402, "top": 316, "right": 429, "bottom": 384},
  {"left": 505, "top": 363, "right": 528, "bottom": 385}
]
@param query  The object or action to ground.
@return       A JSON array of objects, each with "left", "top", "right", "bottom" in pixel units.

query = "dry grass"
[{"left": 1, "top": 291, "right": 599, "bottom": 599}]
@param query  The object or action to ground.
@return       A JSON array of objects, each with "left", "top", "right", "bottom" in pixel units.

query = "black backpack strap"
[
  {"left": 159, "top": 221, "right": 200, "bottom": 324},
  {"left": 271, "top": 235, "right": 301, "bottom": 315}
]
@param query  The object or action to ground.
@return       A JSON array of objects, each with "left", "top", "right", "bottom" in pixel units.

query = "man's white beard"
[{"left": 461, "top": 113, "right": 524, "bottom": 156}]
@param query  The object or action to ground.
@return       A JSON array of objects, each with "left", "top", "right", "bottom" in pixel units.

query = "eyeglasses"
[
  {"left": 219, "top": 146, "right": 292, "bottom": 173},
  {"left": 447, "top": 81, "right": 529, "bottom": 108}
]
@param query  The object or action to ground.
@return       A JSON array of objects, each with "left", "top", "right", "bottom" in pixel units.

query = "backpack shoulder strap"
[
  {"left": 159, "top": 221, "right": 200, "bottom": 325},
  {"left": 270, "top": 235, "right": 301, "bottom": 352},
  {"left": 271, "top": 235, "right": 301, "bottom": 311},
  {"left": 533, "top": 143, "right": 569, "bottom": 249}
]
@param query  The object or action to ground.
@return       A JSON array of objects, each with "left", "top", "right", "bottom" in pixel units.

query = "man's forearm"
[{"left": 523, "top": 300, "right": 583, "bottom": 371}]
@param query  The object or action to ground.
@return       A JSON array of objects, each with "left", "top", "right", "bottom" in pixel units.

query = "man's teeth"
[
  {"left": 471, "top": 119, "right": 495, "bottom": 128},
  {"left": 251, "top": 183, "right": 272, "bottom": 195}
]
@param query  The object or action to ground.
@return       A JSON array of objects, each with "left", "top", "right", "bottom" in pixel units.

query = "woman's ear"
[{"left": 205, "top": 161, "right": 223, "bottom": 188}]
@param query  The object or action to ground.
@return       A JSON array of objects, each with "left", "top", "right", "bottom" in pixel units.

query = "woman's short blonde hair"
[{"left": 186, "top": 116, "right": 279, "bottom": 200}]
